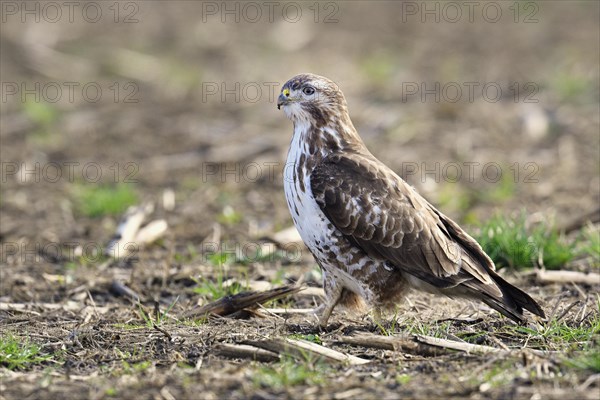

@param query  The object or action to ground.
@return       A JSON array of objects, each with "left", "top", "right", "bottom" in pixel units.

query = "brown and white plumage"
[{"left": 277, "top": 73, "right": 545, "bottom": 327}]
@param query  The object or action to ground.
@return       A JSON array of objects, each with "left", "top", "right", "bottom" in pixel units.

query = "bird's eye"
[{"left": 303, "top": 86, "right": 315, "bottom": 96}]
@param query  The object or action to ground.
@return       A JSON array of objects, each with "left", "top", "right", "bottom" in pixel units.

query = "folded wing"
[{"left": 310, "top": 152, "right": 545, "bottom": 322}]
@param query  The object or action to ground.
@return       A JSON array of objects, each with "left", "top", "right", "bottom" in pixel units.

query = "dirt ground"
[{"left": 1, "top": 2, "right": 599, "bottom": 399}]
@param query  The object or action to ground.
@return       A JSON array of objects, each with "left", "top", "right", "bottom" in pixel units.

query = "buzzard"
[{"left": 277, "top": 73, "right": 545, "bottom": 327}]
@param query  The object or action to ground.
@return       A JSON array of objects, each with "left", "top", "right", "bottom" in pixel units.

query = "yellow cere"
[{"left": 283, "top": 88, "right": 290, "bottom": 97}]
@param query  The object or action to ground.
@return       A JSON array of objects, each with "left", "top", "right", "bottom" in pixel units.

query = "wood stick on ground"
[
  {"left": 247, "top": 338, "right": 370, "bottom": 365},
  {"left": 263, "top": 308, "right": 315, "bottom": 315},
  {"left": 536, "top": 270, "right": 600, "bottom": 285},
  {"left": 215, "top": 343, "right": 280, "bottom": 363},
  {"left": 341, "top": 333, "right": 450, "bottom": 356},
  {"left": 342, "top": 333, "right": 555, "bottom": 357},
  {"left": 414, "top": 334, "right": 502, "bottom": 355}
]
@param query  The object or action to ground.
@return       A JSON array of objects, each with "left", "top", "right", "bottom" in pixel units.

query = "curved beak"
[
  {"left": 277, "top": 93, "right": 290, "bottom": 110},
  {"left": 277, "top": 87, "right": 292, "bottom": 110}
]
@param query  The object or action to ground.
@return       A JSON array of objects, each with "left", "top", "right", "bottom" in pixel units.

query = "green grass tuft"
[
  {"left": 253, "top": 356, "right": 328, "bottom": 389},
  {"left": 192, "top": 267, "right": 247, "bottom": 301},
  {"left": 475, "top": 212, "right": 575, "bottom": 270},
  {"left": 289, "top": 334, "right": 322, "bottom": 345},
  {"left": 510, "top": 298, "right": 599, "bottom": 351},
  {"left": 72, "top": 183, "right": 138, "bottom": 217},
  {"left": 0, "top": 334, "right": 50, "bottom": 370},
  {"left": 137, "top": 297, "right": 179, "bottom": 328}
]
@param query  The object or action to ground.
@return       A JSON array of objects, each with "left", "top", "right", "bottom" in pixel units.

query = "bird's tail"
[{"left": 478, "top": 271, "right": 546, "bottom": 323}]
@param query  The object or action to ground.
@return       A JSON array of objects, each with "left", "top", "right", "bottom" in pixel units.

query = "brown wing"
[{"left": 310, "top": 152, "right": 545, "bottom": 321}]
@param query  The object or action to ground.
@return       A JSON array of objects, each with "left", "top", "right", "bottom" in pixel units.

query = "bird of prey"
[{"left": 276, "top": 73, "right": 545, "bottom": 327}]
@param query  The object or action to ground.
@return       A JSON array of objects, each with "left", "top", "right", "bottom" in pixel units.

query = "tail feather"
[
  {"left": 478, "top": 272, "right": 545, "bottom": 323},
  {"left": 493, "top": 272, "right": 546, "bottom": 317}
]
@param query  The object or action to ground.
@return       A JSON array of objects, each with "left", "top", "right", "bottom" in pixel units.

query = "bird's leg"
[
  {"left": 317, "top": 275, "right": 343, "bottom": 328},
  {"left": 318, "top": 297, "right": 339, "bottom": 328}
]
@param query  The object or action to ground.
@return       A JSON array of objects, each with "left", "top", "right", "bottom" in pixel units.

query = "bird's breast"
[{"left": 284, "top": 128, "right": 337, "bottom": 255}]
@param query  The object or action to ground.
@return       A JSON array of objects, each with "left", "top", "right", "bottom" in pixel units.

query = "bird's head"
[{"left": 277, "top": 73, "right": 348, "bottom": 127}]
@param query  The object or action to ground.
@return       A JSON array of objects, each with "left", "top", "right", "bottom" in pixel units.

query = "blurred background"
[
  {"left": 1, "top": 1, "right": 599, "bottom": 254},
  {"left": 2, "top": 4, "right": 599, "bottom": 397}
]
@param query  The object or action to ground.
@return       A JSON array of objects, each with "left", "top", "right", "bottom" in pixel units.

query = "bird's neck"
[{"left": 291, "top": 113, "right": 366, "bottom": 161}]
